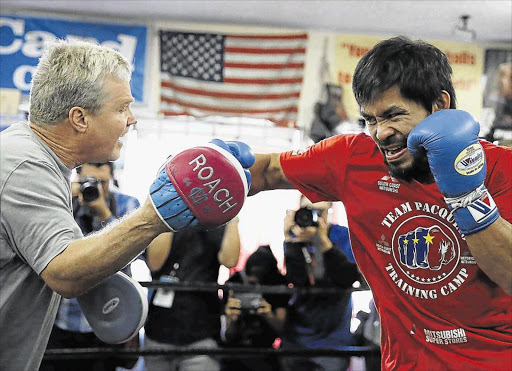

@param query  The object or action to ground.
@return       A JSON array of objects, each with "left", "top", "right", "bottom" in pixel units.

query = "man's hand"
[
  {"left": 284, "top": 209, "right": 331, "bottom": 248},
  {"left": 408, "top": 109, "right": 499, "bottom": 235},
  {"left": 149, "top": 139, "right": 254, "bottom": 231},
  {"left": 284, "top": 210, "right": 317, "bottom": 242},
  {"left": 225, "top": 295, "right": 242, "bottom": 322},
  {"left": 317, "top": 217, "right": 333, "bottom": 252},
  {"left": 257, "top": 298, "right": 272, "bottom": 316},
  {"left": 79, "top": 186, "right": 113, "bottom": 221}
]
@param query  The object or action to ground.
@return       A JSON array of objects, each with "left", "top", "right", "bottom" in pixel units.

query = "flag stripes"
[{"left": 159, "top": 30, "right": 307, "bottom": 127}]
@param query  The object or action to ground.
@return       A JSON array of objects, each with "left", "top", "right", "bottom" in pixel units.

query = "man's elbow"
[
  {"left": 58, "top": 285, "right": 87, "bottom": 299},
  {"left": 43, "top": 277, "right": 87, "bottom": 298},
  {"left": 41, "top": 266, "right": 88, "bottom": 298}
]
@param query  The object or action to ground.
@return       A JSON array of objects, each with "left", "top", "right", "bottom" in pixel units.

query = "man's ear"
[
  {"left": 68, "top": 107, "right": 88, "bottom": 133},
  {"left": 432, "top": 90, "right": 451, "bottom": 112}
]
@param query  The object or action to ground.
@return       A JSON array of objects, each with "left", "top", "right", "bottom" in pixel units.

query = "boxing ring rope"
[
  {"left": 44, "top": 281, "right": 380, "bottom": 361},
  {"left": 140, "top": 280, "right": 370, "bottom": 294},
  {"left": 44, "top": 346, "right": 380, "bottom": 360}
]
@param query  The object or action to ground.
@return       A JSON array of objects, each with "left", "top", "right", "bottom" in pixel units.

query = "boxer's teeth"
[{"left": 386, "top": 146, "right": 403, "bottom": 155}]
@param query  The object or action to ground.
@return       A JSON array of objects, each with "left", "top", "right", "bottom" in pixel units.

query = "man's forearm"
[
  {"left": 42, "top": 199, "right": 167, "bottom": 297},
  {"left": 248, "top": 153, "right": 291, "bottom": 195},
  {"left": 466, "top": 217, "right": 512, "bottom": 295},
  {"left": 218, "top": 218, "right": 241, "bottom": 268}
]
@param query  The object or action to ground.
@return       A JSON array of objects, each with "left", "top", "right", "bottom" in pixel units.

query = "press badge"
[{"left": 152, "top": 275, "right": 179, "bottom": 308}]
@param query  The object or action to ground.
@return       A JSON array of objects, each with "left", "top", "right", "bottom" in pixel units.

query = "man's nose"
[
  {"left": 375, "top": 122, "right": 395, "bottom": 142},
  {"left": 127, "top": 107, "right": 137, "bottom": 126}
]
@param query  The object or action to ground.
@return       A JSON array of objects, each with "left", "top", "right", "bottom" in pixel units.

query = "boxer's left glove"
[
  {"left": 149, "top": 139, "right": 255, "bottom": 231},
  {"left": 408, "top": 109, "right": 499, "bottom": 235}
]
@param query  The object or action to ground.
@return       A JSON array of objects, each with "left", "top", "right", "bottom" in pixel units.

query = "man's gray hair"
[{"left": 29, "top": 39, "right": 133, "bottom": 126}]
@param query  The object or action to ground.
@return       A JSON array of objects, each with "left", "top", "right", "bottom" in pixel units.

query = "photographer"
[
  {"left": 72, "top": 162, "right": 139, "bottom": 235},
  {"left": 41, "top": 162, "right": 140, "bottom": 371},
  {"left": 281, "top": 196, "right": 360, "bottom": 371},
  {"left": 222, "top": 245, "right": 290, "bottom": 371},
  {"left": 143, "top": 218, "right": 240, "bottom": 371}
]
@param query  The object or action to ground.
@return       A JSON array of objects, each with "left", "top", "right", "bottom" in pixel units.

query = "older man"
[{"left": 0, "top": 40, "right": 252, "bottom": 370}]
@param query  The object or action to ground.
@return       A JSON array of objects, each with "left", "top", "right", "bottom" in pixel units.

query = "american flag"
[{"left": 159, "top": 30, "right": 308, "bottom": 128}]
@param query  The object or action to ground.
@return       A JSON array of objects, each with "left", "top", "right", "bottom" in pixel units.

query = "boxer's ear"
[{"left": 432, "top": 91, "right": 450, "bottom": 113}]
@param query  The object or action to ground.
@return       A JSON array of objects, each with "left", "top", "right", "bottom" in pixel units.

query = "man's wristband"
[{"left": 445, "top": 185, "right": 499, "bottom": 235}]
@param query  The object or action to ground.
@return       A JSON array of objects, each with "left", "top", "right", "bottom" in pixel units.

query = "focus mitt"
[
  {"left": 149, "top": 140, "right": 254, "bottom": 231},
  {"left": 77, "top": 271, "right": 147, "bottom": 344}
]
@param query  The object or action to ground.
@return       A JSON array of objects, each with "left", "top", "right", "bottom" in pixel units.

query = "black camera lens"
[
  {"left": 294, "top": 206, "right": 319, "bottom": 228},
  {"left": 80, "top": 177, "right": 101, "bottom": 202}
]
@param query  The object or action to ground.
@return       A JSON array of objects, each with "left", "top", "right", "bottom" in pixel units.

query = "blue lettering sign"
[{"left": 0, "top": 15, "right": 147, "bottom": 101}]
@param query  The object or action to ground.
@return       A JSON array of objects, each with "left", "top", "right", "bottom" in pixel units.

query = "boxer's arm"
[
  {"left": 408, "top": 109, "right": 512, "bottom": 294},
  {"left": 248, "top": 153, "right": 293, "bottom": 195},
  {"left": 465, "top": 217, "right": 512, "bottom": 295},
  {"left": 42, "top": 198, "right": 167, "bottom": 298}
]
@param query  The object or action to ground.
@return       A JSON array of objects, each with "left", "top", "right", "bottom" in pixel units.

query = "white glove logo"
[
  {"left": 454, "top": 143, "right": 485, "bottom": 176},
  {"left": 102, "top": 297, "right": 120, "bottom": 314}
]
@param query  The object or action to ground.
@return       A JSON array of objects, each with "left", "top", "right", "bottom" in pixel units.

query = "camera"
[
  {"left": 79, "top": 177, "right": 102, "bottom": 202},
  {"left": 294, "top": 206, "right": 319, "bottom": 228},
  {"left": 233, "top": 292, "right": 262, "bottom": 314}
]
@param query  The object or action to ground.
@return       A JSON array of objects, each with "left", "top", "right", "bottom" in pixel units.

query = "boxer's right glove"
[
  {"left": 149, "top": 139, "right": 254, "bottom": 231},
  {"left": 408, "top": 109, "right": 499, "bottom": 235}
]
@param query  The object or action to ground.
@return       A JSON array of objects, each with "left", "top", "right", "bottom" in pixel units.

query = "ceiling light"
[{"left": 452, "top": 15, "right": 477, "bottom": 42}]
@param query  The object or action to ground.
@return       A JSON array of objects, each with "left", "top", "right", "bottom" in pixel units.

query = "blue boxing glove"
[
  {"left": 408, "top": 109, "right": 499, "bottom": 235},
  {"left": 149, "top": 139, "right": 254, "bottom": 231},
  {"left": 209, "top": 138, "right": 254, "bottom": 186}
]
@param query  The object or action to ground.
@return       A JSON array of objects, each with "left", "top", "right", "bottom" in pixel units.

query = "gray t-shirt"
[{"left": 0, "top": 122, "right": 83, "bottom": 371}]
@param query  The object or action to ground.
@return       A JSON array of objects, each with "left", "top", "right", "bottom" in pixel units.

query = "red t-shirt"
[{"left": 280, "top": 133, "right": 512, "bottom": 371}]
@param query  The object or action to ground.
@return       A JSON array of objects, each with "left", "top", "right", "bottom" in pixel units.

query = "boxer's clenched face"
[
  {"left": 86, "top": 75, "right": 136, "bottom": 162},
  {"left": 360, "top": 86, "right": 431, "bottom": 181}
]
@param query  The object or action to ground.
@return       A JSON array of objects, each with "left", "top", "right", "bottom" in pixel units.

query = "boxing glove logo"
[
  {"left": 454, "top": 143, "right": 485, "bottom": 176},
  {"left": 397, "top": 226, "right": 456, "bottom": 271}
]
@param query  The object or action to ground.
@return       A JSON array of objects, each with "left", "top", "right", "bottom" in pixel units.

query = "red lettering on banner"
[
  {"left": 338, "top": 72, "right": 352, "bottom": 85},
  {"left": 444, "top": 51, "right": 476, "bottom": 65},
  {"left": 340, "top": 43, "right": 371, "bottom": 58}
]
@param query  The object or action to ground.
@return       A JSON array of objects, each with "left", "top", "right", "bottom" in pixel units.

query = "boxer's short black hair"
[{"left": 352, "top": 36, "right": 456, "bottom": 112}]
